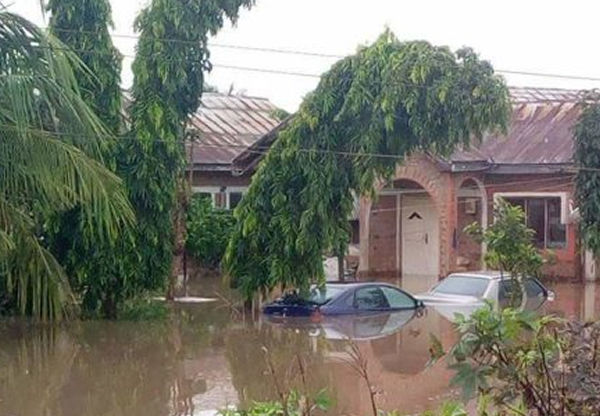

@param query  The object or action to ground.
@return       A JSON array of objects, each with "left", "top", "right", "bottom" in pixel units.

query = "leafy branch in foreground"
[
  {"left": 431, "top": 305, "right": 600, "bottom": 416},
  {"left": 575, "top": 97, "right": 600, "bottom": 256},
  {"left": 465, "top": 199, "right": 544, "bottom": 281},
  {"left": 45, "top": 0, "right": 128, "bottom": 319},
  {"left": 0, "top": 10, "right": 132, "bottom": 320},
  {"left": 225, "top": 31, "right": 510, "bottom": 300}
]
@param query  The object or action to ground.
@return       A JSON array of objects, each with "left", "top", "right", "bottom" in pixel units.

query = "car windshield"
[
  {"left": 306, "top": 285, "right": 346, "bottom": 305},
  {"left": 432, "top": 276, "right": 490, "bottom": 298}
]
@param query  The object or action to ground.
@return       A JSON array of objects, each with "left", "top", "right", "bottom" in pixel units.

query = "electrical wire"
[{"left": 36, "top": 26, "right": 600, "bottom": 84}]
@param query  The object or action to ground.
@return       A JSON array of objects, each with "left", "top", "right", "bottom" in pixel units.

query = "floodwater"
[{"left": 0, "top": 275, "right": 598, "bottom": 416}]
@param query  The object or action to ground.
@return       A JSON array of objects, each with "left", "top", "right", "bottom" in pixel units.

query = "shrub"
[
  {"left": 116, "top": 297, "right": 169, "bottom": 321},
  {"left": 186, "top": 194, "right": 236, "bottom": 269},
  {"left": 431, "top": 305, "right": 600, "bottom": 416}
]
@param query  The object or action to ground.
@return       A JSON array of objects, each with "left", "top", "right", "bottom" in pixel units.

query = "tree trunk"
[
  {"left": 337, "top": 253, "right": 345, "bottom": 282},
  {"left": 167, "top": 177, "right": 188, "bottom": 300}
]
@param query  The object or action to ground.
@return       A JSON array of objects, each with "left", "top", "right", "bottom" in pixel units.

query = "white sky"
[{"left": 8, "top": 0, "right": 600, "bottom": 111}]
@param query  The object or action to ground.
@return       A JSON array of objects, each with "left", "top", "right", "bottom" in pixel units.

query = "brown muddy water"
[{"left": 0, "top": 276, "right": 598, "bottom": 416}]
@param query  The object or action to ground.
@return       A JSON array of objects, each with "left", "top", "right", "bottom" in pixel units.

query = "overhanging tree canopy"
[
  {"left": 575, "top": 99, "right": 600, "bottom": 255},
  {"left": 225, "top": 31, "right": 511, "bottom": 299}
]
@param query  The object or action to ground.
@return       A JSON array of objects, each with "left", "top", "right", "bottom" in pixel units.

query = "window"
[
  {"left": 229, "top": 192, "right": 244, "bottom": 210},
  {"left": 354, "top": 287, "right": 390, "bottom": 310},
  {"left": 192, "top": 187, "right": 248, "bottom": 210},
  {"left": 504, "top": 197, "right": 566, "bottom": 249},
  {"left": 524, "top": 278, "right": 545, "bottom": 298},
  {"left": 432, "top": 276, "right": 490, "bottom": 298},
  {"left": 306, "top": 285, "right": 346, "bottom": 305},
  {"left": 498, "top": 279, "right": 523, "bottom": 308},
  {"left": 381, "top": 287, "right": 416, "bottom": 309}
]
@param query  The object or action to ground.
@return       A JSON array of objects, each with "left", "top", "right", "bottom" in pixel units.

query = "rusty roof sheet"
[
  {"left": 451, "top": 87, "right": 584, "bottom": 165},
  {"left": 187, "top": 93, "right": 281, "bottom": 168}
]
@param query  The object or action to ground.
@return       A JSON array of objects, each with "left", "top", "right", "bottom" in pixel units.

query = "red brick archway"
[{"left": 359, "top": 154, "right": 455, "bottom": 278}]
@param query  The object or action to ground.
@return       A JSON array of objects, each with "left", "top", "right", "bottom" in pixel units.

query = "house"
[
  {"left": 358, "top": 87, "right": 588, "bottom": 280},
  {"left": 186, "top": 92, "right": 285, "bottom": 209}
]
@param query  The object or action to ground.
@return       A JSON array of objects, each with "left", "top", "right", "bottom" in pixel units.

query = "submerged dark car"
[{"left": 263, "top": 282, "right": 424, "bottom": 318}]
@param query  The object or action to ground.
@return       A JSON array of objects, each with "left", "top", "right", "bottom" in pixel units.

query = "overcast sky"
[{"left": 9, "top": 0, "right": 600, "bottom": 111}]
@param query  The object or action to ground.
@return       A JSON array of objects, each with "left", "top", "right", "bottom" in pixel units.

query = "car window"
[
  {"left": 524, "top": 279, "right": 545, "bottom": 298},
  {"left": 498, "top": 279, "right": 523, "bottom": 308},
  {"left": 354, "top": 287, "right": 390, "bottom": 310},
  {"left": 381, "top": 287, "right": 416, "bottom": 309},
  {"left": 305, "top": 285, "right": 345, "bottom": 305},
  {"left": 432, "top": 276, "right": 489, "bottom": 298}
]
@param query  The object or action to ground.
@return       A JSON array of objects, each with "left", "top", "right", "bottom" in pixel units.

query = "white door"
[{"left": 401, "top": 195, "right": 439, "bottom": 276}]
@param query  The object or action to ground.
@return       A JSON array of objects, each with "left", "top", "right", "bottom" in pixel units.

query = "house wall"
[
  {"left": 360, "top": 155, "right": 457, "bottom": 278},
  {"left": 190, "top": 170, "right": 252, "bottom": 188},
  {"left": 360, "top": 158, "right": 581, "bottom": 280},
  {"left": 482, "top": 173, "right": 579, "bottom": 279}
]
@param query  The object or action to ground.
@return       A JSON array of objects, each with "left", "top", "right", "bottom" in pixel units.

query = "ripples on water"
[{"left": 0, "top": 276, "right": 597, "bottom": 416}]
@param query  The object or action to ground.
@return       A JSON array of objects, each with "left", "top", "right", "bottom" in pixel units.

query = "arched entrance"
[
  {"left": 363, "top": 178, "right": 440, "bottom": 278},
  {"left": 455, "top": 178, "right": 487, "bottom": 271},
  {"left": 396, "top": 180, "right": 440, "bottom": 276}
]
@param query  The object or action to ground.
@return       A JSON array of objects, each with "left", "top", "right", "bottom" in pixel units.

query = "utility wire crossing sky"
[{"left": 9, "top": 0, "right": 600, "bottom": 111}]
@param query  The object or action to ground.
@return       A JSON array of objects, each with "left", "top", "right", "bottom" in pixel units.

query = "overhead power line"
[{"left": 40, "top": 26, "right": 600, "bottom": 84}]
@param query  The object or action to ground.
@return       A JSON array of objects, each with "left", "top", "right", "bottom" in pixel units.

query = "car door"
[
  {"left": 498, "top": 279, "right": 524, "bottom": 309},
  {"left": 523, "top": 278, "right": 547, "bottom": 311},
  {"left": 354, "top": 286, "right": 391, "bottom": 312},
  {"left": 380, "top": 286, "right": 419, "bottom": 310}
]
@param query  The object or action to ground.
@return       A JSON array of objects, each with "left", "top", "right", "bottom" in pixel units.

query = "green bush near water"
[
  {"left": 186, "top": 194, "right": 236, "bottom": 269},
  {"left": 116, "top": 297, "right": 169, "bottom": 321}
]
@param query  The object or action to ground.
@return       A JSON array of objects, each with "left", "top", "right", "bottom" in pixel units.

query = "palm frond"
[{"left": 0, "top": 10, "right": 134, "bottom": 320}]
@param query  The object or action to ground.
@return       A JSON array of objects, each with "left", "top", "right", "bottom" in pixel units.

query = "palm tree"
[{"left": 0, "top": 9, "right": 133, "bottom": 320}]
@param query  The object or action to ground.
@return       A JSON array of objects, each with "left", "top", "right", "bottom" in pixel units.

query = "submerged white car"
[{"left": 415, "top": 271, "right": 555, "bottom": 320}]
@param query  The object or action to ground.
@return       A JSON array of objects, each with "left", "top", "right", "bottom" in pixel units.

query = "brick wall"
[
  {"left": 367, "top": 195, "right": 398, "bottom": 274},
  {"left": 456, "top": 196, "right": 482, "bottom": 270},
  {"left": 360, "top": 160, "right": 581, "bottom": 280}
]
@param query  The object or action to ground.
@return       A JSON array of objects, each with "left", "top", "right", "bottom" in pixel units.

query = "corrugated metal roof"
[
  {"left": 451, "top": 87, "right": 584, "bottom": 165},
  {"left": 187, "top": 93, "right": 282, "bottom": 168}
]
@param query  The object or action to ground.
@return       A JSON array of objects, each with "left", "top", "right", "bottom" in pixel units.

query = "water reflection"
[
  {"left": 265, "top": 310, "right": 418, "bottom": 341},
  {"left": 0, "top": 277, "right": 598, "bottom": 416}
]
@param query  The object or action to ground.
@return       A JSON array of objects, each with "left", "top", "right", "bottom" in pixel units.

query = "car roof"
[
  {"left": 447, "top": 271, "right": 515, "bottom": 280},
  {"left": 324, "top": 281, "right": 397, "bottom": 288}
]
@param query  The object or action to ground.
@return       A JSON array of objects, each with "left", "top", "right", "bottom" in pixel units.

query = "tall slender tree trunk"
[
  {"left": 167, "top": 179, "right": 187, "bottom": 300},
  {"left": 167, "top": 138, "right": 192, "bottom": 300},
  {"left": 337, "top": 252, "right": 345, "bottom": 282}
]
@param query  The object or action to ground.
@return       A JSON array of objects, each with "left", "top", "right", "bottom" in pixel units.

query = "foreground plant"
[
  {"left": 45, "top": 0, "right": 129, "bottom": 319},
  {"left": 0, "top": 10, "right": 132, "bottom": 320},
  {"left": 465, "top": 200, "right": 544, "bottom": 281},
  {"left": 431, "top": 305, "right": 600, "bottom": 416}
]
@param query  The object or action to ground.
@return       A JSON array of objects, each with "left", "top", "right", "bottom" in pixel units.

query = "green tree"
[
  {"left": 46, "top": 0, "right": 126, "bottom": 318},
  {"left": 465, "top": 199, "right": 543, "bottom": 280},
  {"left": 186, "top": 194, "right": 235, "bottom": 269},
  {"left": 0, "top": 10, "right": 132, "bottom": 320},
  {"left": 123, "top": 0, "right": 254, "bottom": 298},
  {"left": 225, "top": 32, "right": 511, "bottom": 299},
  {"left": 575, "top": 99, "right": 600, "bottom": 257}
]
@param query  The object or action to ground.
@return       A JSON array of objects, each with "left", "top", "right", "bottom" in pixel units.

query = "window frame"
[
  {"left": 192, "top": 186, "right": 248, "bottom": 210},
  {"left": 494, "top": 192, "right": 569, "bottom": 250},
  {"left": 353, "top": 286, "right": 391, "bottom": 311}
]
